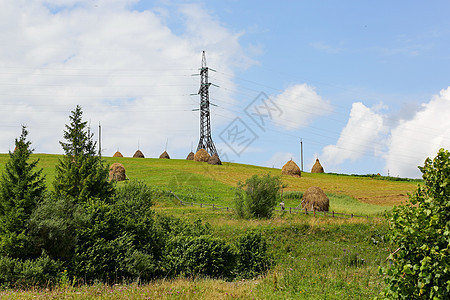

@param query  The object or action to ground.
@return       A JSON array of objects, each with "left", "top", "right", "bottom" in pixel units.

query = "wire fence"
[{"left": 168, "top": 191, "right": 371, "bottom": 221}]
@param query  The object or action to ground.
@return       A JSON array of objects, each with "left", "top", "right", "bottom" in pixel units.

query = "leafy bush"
[
  {"left": 0, "top": 252, "right": 62, "bottom": 288},
  {"left": 163, "top": 235, "right": 234, "bottom": 279},
  {"left": 234, "top": 230, "right": 272, "bottom": 278},
  {"left": 234, "top": 174, "right": 283, "bottom": 219},
  {"left": 72, "top": 195, "right": 162, "bottom": 282},
  {"left": 381, "top": 148, "right": 450, "bottom": 299},
  {"left": 28, "top": 193, "right": 85, "bottom": 261}
]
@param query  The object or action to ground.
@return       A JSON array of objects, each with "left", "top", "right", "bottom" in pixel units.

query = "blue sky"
[{"left": 1, "top": 0, "right": 449, "bottom": 178}]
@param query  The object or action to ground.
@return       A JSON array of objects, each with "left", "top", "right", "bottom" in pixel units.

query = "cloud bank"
[
  {"left": 321, "top": 87, "right": 450, "bottom": 178},
  {"left": 385, "top": 87, "right": 450, "bottom": 178}
]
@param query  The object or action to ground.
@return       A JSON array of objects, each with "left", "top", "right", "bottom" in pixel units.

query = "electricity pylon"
[{"left": 195, "top": 51, "right": 218, "bottom": 156}]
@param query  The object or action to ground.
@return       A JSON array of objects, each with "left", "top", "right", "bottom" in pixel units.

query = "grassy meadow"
[{"left": 0, "top": 153, "right": 421, "bottom": 299}]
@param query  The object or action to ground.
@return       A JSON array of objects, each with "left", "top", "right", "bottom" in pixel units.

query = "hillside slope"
[{"left": 0, "top": 154, "right": 418, "bottom": 208}]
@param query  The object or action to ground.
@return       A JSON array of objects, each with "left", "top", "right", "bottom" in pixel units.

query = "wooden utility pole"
[{"left": 300, "top": 139, "right": 304, "bottom": 171}]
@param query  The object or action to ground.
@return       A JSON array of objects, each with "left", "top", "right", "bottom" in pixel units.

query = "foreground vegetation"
[
  {"left": 0, "top": 210, "right": 389, "bottom": 299},
  {"left": 2, "top": 106, "right": 447, "bottom": 299}
]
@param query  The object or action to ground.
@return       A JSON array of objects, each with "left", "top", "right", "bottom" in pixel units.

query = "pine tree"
[
  {"left": 54, "top": 105, "right": 114, "bottom": 202},
  {"left": 0, "top": 126, "right": 46, "bottom": 258}
]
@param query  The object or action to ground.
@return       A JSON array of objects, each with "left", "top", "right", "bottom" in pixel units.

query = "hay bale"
[
  {"left": 159, "top": 151, "right": 170, "bottom": 159},
  {"left": 109, "top": 163, "right": 126, "bottom": 181},
  {"left": 208, "top": 153, "right": 222, "bottom": 165},
  {"left": 301, "top": 186, "right": 329, "bottom": 211},
  {"left": 186, "top": 152, "right": 194, "bottom": 160},
  {"left": 113, "top": 151, "right": 123, "bottom": 158},
  {"left": 311, "top": 158, "right": 324, "bottom": 173},
  {"left": 281, "top": 159, "right": 301, "bottom": 177},
  {"left": 133, "top": 150, "right": 144, "bottom": 158},
  {"left": 194, "top": 148, "right": 210, "bottom": 162}
]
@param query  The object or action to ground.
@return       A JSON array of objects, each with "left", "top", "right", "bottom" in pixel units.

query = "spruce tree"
[
  {"left": 54, "top": 105, "right": 113, "bottom": 202},
  {"left": 0, "top": 126, "right": 46, "bottom": 258}
]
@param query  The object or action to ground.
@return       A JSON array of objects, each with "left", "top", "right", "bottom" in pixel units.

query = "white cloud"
[
  {"left": 271, "top": 84, "right": 332, "bottom": 130},
  {"left": 264, "top": 152, "right": 296, "bottom": 169},
  {"left": 319, "top": 88, "right": 450, "bottom": 178},
  {"left": 0, "top": 1, "right": 252, "bottom": 157},
  {"left": 321, "top": 102, "right": 386, "bottom": 166},
  {"left": 385, "top": 87, "right": 450, "bottom": 178}
]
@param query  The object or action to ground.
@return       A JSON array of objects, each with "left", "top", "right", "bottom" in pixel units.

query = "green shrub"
[
  {"left": 28, "top": 193, "right": 85, "bottom": 261},
  {"left": 234, "top": 174, "right": 283, "bottom": 219},
  {"left": 114, "top": 180, "right": 153, "bottom": 208},
  {"left": 72, "top": 181, "right": 165, "bottom": 282},
  {"left": 0, "top": 252, "right": 62, "bottom": 288},
  {"left": 73, "top": 196, "right": 162, "bottom": 282},
  {"left": 234, "top": 230, "right": 271, "bottom": 278},
  {"left": 381, "top": 148, "right": 450, "bottom": 299},
  {"left": 163, "top": 235, "right": 234, "bottom": 279}
]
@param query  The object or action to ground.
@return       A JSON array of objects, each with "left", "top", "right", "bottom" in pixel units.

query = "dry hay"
[
  {"left": 133, "top": 150, "right": 145, "bottom": 158},
  {"left": 301, "top": 186, "right": 329, "bottom": 211},
  {"left": 194, "top": 148, "right": 210, "bottom": 162},
  {"left": 281, "top": 159, "right": 301, "bottom": 177},
  {"left": 109, "top": 163, "right": 126, "bottom": 181},
  {"left": 113, "top": 151, "right": 123, "bottom": 158},
  {"left": 208, "top": 153, "right": 222, "bottom": 165},
  {"left": 186, "top": 152, "right": 194, "bottom": 160},
  {"left": 311, "top": 158, "right": 324, "bottom": 173},
  {"left": 159, "top": 151, "right": 170, "bottom": 159}
]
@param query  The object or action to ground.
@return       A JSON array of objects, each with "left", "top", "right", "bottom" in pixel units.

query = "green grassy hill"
[{"left": 0, "top": 153, "right": 419, "bottom": 216}]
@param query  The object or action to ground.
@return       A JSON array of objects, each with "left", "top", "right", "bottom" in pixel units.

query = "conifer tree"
[
  {"left": 54, "top": 105, "right": 113, "bottom": 202},
  {"left": 0, "top": 126, "right": 45, "bottom": 258}
]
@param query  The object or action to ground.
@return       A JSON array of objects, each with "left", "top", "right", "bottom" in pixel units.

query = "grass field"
[
  {"left": 0, "top": 153, "right": 420, "bottom": 299},
  {"left": 0, "top": 153, "right": 419, "bottom": 208}
]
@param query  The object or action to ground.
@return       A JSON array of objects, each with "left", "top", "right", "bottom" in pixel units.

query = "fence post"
[
  {"left": 351, "top": 213, "right": 353, "bottom": 218},
  {"left": 305, "top": 208, "right": 307, "bottom": 215},
  {"left": 332, "top": 211, "right": 335, "bottom": 218},
  {"left": 227, "top": 207, "right": 229, "bottom": 211},
  {"left": 367, "top": 215, "right": 369, "bottom": 220},
  {"left": 289, "top": 207, "right": 291, "bottom": 214}
]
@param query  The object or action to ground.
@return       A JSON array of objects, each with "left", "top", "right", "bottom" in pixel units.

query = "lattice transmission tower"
[{"left": 195, "top": 51, "right": 218, "bottom": 156}]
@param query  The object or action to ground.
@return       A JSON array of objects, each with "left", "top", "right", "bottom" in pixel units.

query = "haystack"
[
  {"left": 208, "top": 153, "right": 222, "bottom": 165},
  {"left": 113, "top": 151, "right": 123, "bottom": 158},
  {"left": 301, "top": 186, "right": 329, "bottom": 211},
  {"left": 194, "top": 148, "right": 210, "bottom": 162},
  {"left": 159, "top": 151, "right": 170, "bottom": 159},
  {"left": 281, "top": 159, "right": 301, "bottom": 177},
  {"left": 311, "top": 158, "right": 324, "bottom": 173},
  {"left": 133, "top": 150, "right": 144, "bottom": 158},
  {"left": 109, "top": 163, "right": 126, "bottom": 181},
  {"left": 186, "top": 152, "right": 194, "bottom": 160}
]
